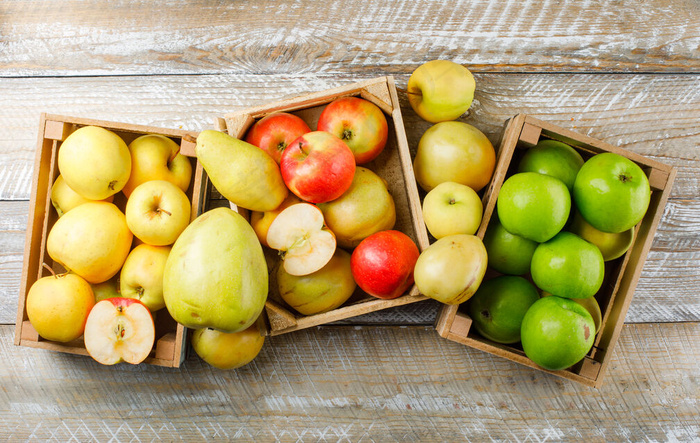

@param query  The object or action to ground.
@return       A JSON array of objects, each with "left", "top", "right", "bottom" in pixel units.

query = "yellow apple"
[
  {"left": 50, "top": 174, "right": 113, "bottom": 217},
  {"left": 125, "top": 180, "right": 191, "bottom": 246},
  {"left": 57, "top": 125, "right": 131, "bottom": 200},
  {"left": 407, "top": 60, "right": 476, "bottom": 123},
  {"left": 249, "top": 193, "right": 302, "bottom": 247},
  {"left": 568, "top": 211, "right": 635, "bottom": 261},
  {"left": 191, "top": 323, "right": 265, "bottom": 370},
  {"left": 317, "top": 167, "right": 396, "bottom": 249},
  {"left": 120, "top": 244, "right": 171, "bottom": 311},
  {"left": 26, "top": 272, "right": 95, "bottom": 342},
  {"left": 46, "top": 201, "right": 133, "bottom": 284},
  {"left": 422, "top": 181, "right": 483, "bottom": 239},
  {"left": 91, "top": 276, "right": 120, "bottom": 302},
  {"left": 121, "top": 134, "right": 193, "bottom": 197}
]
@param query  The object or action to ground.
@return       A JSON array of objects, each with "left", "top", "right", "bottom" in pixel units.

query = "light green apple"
[
  {"left": 541, "top": 291, "right": 602, "bottom": 334},
  {"left": 573, "top": 152, "right": 651, "bottom": 233},
  {"left": 482, "top": 217, "right": 538, "bottom": 275},
  {"left": 407, "top": 60, "right": 475, "bottom": 123},
  {"left": 496, "top": 172, "right": 571, "bottom": 243},
  {"left": 568, "top": 211, "right": 634, "bottom": 261},
  {"left": 517, "top": 139, "right": 584, "bottom": 191},
  {"left": 91, "top": 276, "right": 120, "bottom": 302},
  {"left": 120, "top": 244, "right": 171, "bottom": 312},
  {"left": 422, "top": 181, "right": 483, "bottom": 239}
]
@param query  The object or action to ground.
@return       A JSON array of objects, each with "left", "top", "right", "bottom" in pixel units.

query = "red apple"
[
  {"left": 83, "top": 297, "right": 155, "bottom": 365},
  {"left": 317, "top": 97, "right": 389, "bottom": 164},
  {"left": 245, "top": 112, "right": 312, "bottom": 164},
  {"left": 280, "top": 131, "right": 356, "bottom": 204},
  {"left": 350, "top": 230, "right": 420, "bottom": 300}
]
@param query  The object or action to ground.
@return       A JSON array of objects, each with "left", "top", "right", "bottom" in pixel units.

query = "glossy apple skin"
[
  {"left": 191, "top": 323, "right": 265, "bottom": 370},
  {"left": 407, "top": 60, "right": 475, "bottom": 123},
  {"left": 422, "top": 181, "right": 483, "bottom": 239},
  {"left": 517, "top": 140, "right": 584, "bottom": 191},
  {"left": 482, "top": 217, "right": 538, "bottom": 275},
  {"left": 245, "top": 112, "right": 311, "bottom": 164},
  {"left": 280, "top": 131, "right": 356, "bottom": 204},
  {"left": 350, "top": 230, "right": 420, "bottom": 300},
  {"left": 317, "top": 97, "right": 388, "bottom": 164},
  {"left": 573, "top": 152, "right": 651, "bottom": 233},
  {"left": 520, "top": 296, "right": 595, "bottom": 371},
  {"left": 530, "top": 232, "right": 605, "bottom": 300}
]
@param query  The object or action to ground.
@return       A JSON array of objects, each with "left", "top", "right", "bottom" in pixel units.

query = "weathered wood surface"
[
  {"left": 1, "top": 0, "right": 699, "bottom": 76},
  {"left": 2, "top": 324, "right": 699, "bottom": 441}
]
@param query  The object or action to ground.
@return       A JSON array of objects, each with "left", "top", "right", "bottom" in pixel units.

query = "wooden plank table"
[{"left": 1, "top": 1, "right": 698, "bottom": 440}]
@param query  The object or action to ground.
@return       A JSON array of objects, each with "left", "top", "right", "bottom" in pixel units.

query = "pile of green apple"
[{"left": 470, "top": 140, "right": 652, "bottom": 371}]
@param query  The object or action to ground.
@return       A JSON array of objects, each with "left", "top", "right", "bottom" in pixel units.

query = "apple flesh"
[
  {"left": 245, "top": 112, "right": 312, "bottom": 164},
  {"left": 407, "top": 60, "right": 476, "bottom": 123},
  {"left": 249, "top": 193, "right": 303, "bottom": 247},
  {"left": 266, "top": 203, "right": 336, "bottom": 276},
  {"left": 422, "top": 181, "right": 483, "bottom": 239},
  {"left": 317, "top": 96, "right": 389, "bottom": 164},
  {"left": 350, "top": 230, "right": 420, "bottom": 300},
  {"left": 125, "top": 180, "right": 191, "bottom": 246},
  {"left": 280, "top": 131, "right": 356, "bottom": 204},
  {"left": 84, "top": 297, "right": 155, "bottom": 365},
  {"left": 191, "top": 323, "right": 265, "bottom": 370}
]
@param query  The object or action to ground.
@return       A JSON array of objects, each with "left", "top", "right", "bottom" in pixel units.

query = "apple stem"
[
  {"left": 395, "top": 86, "right": 422, "bottom": 97},
  {"left": 157, "top": 208, "right": 172, "bottom": 217},
  {"left": 42, "top": 263, "right": 57, "bottom": 277}
]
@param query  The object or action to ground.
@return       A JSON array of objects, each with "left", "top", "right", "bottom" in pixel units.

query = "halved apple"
[
  {"left": 84, "top": 297, "right": 155, "bottom": 365},
  {"left": 266, "top": 203, "right": 336, "bottom": 276}
]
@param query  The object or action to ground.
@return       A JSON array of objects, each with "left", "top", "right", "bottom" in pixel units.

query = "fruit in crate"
[
  {"left": 517, "top": 140, "right": 584, "bottom": 191},
  {"left": 496, "top": 172, "right": 571, "bottom": 243},
  {"left": 163, "top": 207, "right": 268, "bottom": 333},
  {"left": 350, "top": 230, "right": 420, "bottom": 300},
  {"left": 46, "top": 201, "right": 133, "bottom": 284},
  {"left": 196, "top": 130, "right": 288, "bottom": 212},
  {"left": 407, "top": 60, "right": 476, "bottom": 123},
  {"left": 317, "top": 96, "right": 389, "bottom": 164},
  {"left": 482, "top": 217, "right": 538, "bottom": 276},
  {"left": 191, "top": 323, "right": 265, "bottom": 370},
  {"left": 541, "top": 291, "right": 602, "bottom": 334},
  {"left": 26, "top": 272, "right": 95, "bottom": 343},
  {"left": 573, "top": 152, "right": 651, "bottom": 233},
  {"left": 318, "top": 167, "right": 396, "bottom": 249},
  {"left": 50, "top": 174, "right": 114, "bottom": 217},
  {"left": 568, "top": 211, "right": 634, "bottom": 261},
  {"left": 467, "top": 276, "right": 540, "bottom": 344},
  {"left": 250, "top": 194, "right": 303, "bottom": 248},
  {"left": 244, "top": 112, "right": 312, "bottom": 164},
  {"left": 278, "top": 249, "right": 356, "bottom": 315},
  {"left": 84, "top": 297, "right": 155, "bottom": 365},
  {"left": 266, "top": 203, "right": 336, "bottom": 277},
  {"left": 422, "top": 181, "right": 482, "bottom": 239},
  {"left": 91, "top": 277, "right": 120, "bottom": 303},
  {"left": 280, "top": 131, "right": 356, "bottom": 204},
  {"left": 413, "top": 121, "right": 495, "bottom": 192},
  {"left": 57, "top": 125, "right": 131, "bottom": 200},
  {"left": 120, "top": 244, "right": 171, "bottom": 312},
  {"left": 125, "top": 180, "right": 191, "bottom": 246},
  {"left": 530, "top": 232, "right": 605, "bottom": 300},
  {"left": 413, "top": 234, "right": 488, "bottom": 305},
  {"left": 520, "top": 296, "right": 596, "bottom": 371},
  {"left": 121, "top": 134, "right": 193, "bottom": 197}
]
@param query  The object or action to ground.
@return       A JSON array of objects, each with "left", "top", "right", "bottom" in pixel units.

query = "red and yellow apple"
[{"left": 244, "top": 112, "right": 312, "bottom": 164}]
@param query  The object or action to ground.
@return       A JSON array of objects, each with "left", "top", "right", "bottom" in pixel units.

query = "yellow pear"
[
  {"left": 58, "top": 126, "right": 131, "bottom": 200},
  {"left": 195, "top": 130, "right": 288, "bottom": 212},
  {"left": 46, "top": 201, "right": 133, "bottom": 284}
]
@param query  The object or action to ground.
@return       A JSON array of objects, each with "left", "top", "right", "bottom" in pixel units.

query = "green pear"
[
  {"left": 195, "top": 130, "right": 288, "bottom": 212},
  {"left": 46, "top": 201, "right": 133, "bottom": 284},
  {"left": 163, "top": 207, "right": 268, "bottom": 333}
]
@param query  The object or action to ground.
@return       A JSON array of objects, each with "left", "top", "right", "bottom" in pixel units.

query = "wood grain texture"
[
  {"left": 2, "top": 324, "right": 699, "bottom": 441},
  {"left": 1, "top": 0, "right": 699, "bottom": 76}
]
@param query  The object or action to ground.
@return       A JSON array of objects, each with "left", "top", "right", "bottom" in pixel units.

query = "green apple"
[
  {"left": 57, "top": 125, "right": 131, "bottom": 200},
  {"left": 517, "top": 139, "right": 584, "bottom": 191},
  {"left": 318, "top": 167, "right": 396, "bottom": 249},
  {"left": 191, "top": 323, "right": 265, "bottom": 370},
  {"left": 496, "top": 172, "right": 571, "bottom": 243},
  {"left": 407, "top": 60, "right": 475, "bottom": 123},
  {"left": 467, "top": 276, "right": 540, "bottom": 344},
  {"left": 121, "top": 134, "right": 193, "bottom": 197},
  {"left": 520, "top": 296, "right": 596, "bottom": 371},
  {"left": 530, "top": 232, "right": 605, "bottom": 299},
  {"left": 422, "top": 181, "right": 483, "bottom": 239},
  {"left": 568, "top": 211, "right": 634, "bottom": 261},
  {"left": 163, "top": 207, "right": 268, "bottom": 333},
  {"left": 125, "top": 180, "right": 191, "bottom": 246},
  {"left": 120, "top": 244, "right": 171, "bottom": 312},
  {"left": 413, "top": 234, "right": 488, "bottom": 305},
  {"left": 482, "top": 217, "right": 538, "bottom": 275},
  {"left": 413, "top": 121, "right": 496, "bottom": 192},
  {"left": 46, "top": 202, "right": 133, "bottom": 284},
  {"left": 50, "top": 174, "right": 114, "bottom": 217},
  {"left": 91, "top": 276, "right": 120, "bottom": 302},
  {"left": 26, "top": 272, "right": 95, "bottom": 342},
  {"left": 541, "top": 291, "right": 602, "bottom": 334},
  {"left": 277, "top": 249, "right": 356, "bottom": 315},
  {"left": 573, "top": 152, "right": 651, "bottom": 233}
]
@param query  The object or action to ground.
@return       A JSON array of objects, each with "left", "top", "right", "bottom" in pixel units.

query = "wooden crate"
[
  {"left": 216, "top": 76, "right": 431, "bottom": 336},
  {"left": 435, "top": 114, "right": 677, "bottom": 388},
  {"left": 14, "top": 114, "right": 207, "bottom": 367}
]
